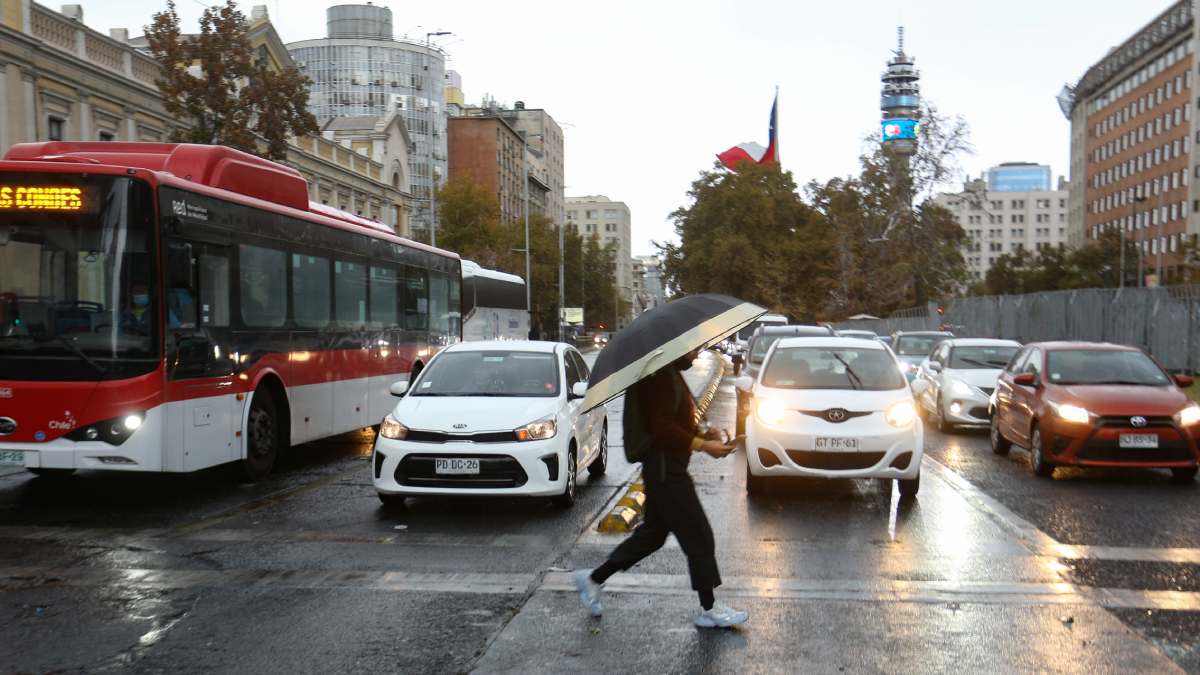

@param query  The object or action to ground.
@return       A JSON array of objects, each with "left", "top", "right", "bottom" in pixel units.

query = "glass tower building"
[
  {"left": 986, "top": 163, "right": 1052, "bottom": 192},
  {"left": 287, "top": 4, "right": 446, "bottom": 237}
]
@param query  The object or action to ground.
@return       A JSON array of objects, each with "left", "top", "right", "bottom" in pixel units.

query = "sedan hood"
[
  {"left": 1054, "top": 384, "right": 1190, "bottom": 417},
  {"left": 394, "top": 396, "right": 560, "bottom": 433},
  {"left": 753, "top": 386, "right": 911, "bottom": 412},
  {"left": 945, "top": 368, "right": 1003, "bottom": 390}
]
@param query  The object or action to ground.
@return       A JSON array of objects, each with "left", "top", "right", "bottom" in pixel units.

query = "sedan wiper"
[
  {"left": 831, "top": 353, "right": 863, "bottom": 390},
  {"left": 1082, "top": 380, "right": 1158, "bottom": 386},
  {"left": 50, "top": 334, "right": 107, "bottom": 376},
  {"left": 958, "top": 357, "right": 995, "bottom": 369}
]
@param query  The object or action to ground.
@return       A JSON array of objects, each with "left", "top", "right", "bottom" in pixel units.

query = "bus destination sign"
[{"left": 0, "top": 185, "right": 84, "bottom": 211}]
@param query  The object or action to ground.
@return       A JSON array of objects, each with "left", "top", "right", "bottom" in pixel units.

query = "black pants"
[{"left": 602, "top": 475, "right": 721, "bottom": 591}]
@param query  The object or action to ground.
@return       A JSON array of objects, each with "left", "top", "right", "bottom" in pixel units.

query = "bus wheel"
[
  {"left": 239, "top": 390, "right": 280, "bottom": 482},
  {"left": 28, "top": 468, "right": 75, "bottom": 478}
]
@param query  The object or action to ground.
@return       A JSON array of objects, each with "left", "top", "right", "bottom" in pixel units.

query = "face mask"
[{"left": 133, "top": 294, "right": 149, "bottom": 307}]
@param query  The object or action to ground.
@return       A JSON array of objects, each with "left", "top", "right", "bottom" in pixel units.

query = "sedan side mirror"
[
  {"left": 928, "top": 362, "right": 943, "bottom": 373},
  {"left": 570, "top": 381, "right": 588, "bottom": 399},
  {"left": 389, "top": 380, "right": 409, "bottom": 397},
  {"left": 1175, "top": 373, "right": 1194, "bottom": 388},
  {"left": 734, "top": 376, "right": 754, "bottom": 392},
  {"left": 1012, "top": 373, "right": 1037, "bottom": 387},
  {"left": 910, "top": 380, "right": 930, "bottom": 397}
]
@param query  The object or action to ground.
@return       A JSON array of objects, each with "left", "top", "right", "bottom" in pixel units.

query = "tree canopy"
[{"left": 145, "top": 0, "right": 318, "bottom": 160}]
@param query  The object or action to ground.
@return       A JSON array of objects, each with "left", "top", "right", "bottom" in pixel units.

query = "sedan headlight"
[
  {"left": 379, "top": 415, "right": 408, "bottom": 439},
  {"left": 1176, "top": 404, "right": 1200, "bottom": 426},
  {"left": 949, "top": 378, "right": 974, "bottom": 397},
  {"left": 516, "top": 417, "right": 557, "bottom": 441},
  {"left": 1053, "top": 403, "right": 1091, "bottom": 425},
  {"left": 885, "top": 400, "right": 917, "bottom": 428},
  {"left": 756, "top": 399, "right": 787, "bottom": 426}
]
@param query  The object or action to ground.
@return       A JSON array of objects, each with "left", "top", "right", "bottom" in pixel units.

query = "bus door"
[{"left": 164, "top": 239, "right": 239, "bottom": 471}]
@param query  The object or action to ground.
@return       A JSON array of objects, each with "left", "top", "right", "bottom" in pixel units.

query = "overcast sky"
[{"left": 87, "top": 0, "right": 1167, "bottom": 255}]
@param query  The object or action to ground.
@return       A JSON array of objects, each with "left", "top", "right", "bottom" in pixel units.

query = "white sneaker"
[
  {"left": 695, "top": 604, "right": 749, "bottom": 628},
  {"left": 573, "top": 568, "right": 603, "bottom": 617}
]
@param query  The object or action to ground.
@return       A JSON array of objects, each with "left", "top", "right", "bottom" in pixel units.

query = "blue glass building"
[{"left": 987, "top": 163, "right": 1052, "bottom": 192}]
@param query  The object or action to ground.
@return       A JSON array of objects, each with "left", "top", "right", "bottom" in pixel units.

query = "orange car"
[{"left": 990, "top": 341, "right": 1199, "bottom": 482}]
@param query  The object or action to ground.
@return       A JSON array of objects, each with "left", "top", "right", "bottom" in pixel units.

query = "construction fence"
[{"left": 832, "top": 286, "right": 1200, "bottom": 372}]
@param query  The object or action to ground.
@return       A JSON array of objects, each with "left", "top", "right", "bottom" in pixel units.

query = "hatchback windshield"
[
  {"left": 750, "top": 337, "right": 781, "bottom": 364},
  {"left": 1046, "top": 350, "right": 1170, "bottom": 386},
  {"left": 894, "top": 335, "right": 946, "bottom": 356},
  {"left": 763, "top": 347, "right": 906, "bottom": 390},
  {"left": 949, "top": 345, "right": 1019, "bottom": 370},
  {"left": 0, "top": 172, "right": 158, "bottom": 381},
  {"left": 412, "top": 350, "right": 560, "bottom": 397}
]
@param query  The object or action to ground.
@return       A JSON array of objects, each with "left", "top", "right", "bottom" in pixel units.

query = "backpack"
[{"left": 622, "top": 383, "right": 652, "bottom": 464}]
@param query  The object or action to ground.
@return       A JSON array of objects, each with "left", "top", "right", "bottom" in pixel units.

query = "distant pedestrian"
[{"left": 573, "top": 349, "right": 748, "bottom": 628}]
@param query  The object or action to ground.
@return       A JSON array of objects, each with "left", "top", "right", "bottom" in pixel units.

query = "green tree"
[
  {"left": 435, "top": 176, "right": 511, "bottom": 268},
  {"left": 145, "top": 0, "right": 318, "bottom": 160}
]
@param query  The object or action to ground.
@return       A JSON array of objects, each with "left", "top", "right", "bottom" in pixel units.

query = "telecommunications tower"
[{"left": 880, "top": 27, "right": 921, "bottom": 160}]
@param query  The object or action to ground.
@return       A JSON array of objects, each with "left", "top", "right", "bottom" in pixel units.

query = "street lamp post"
[
  {"left": 425, "top": 31, "right": 451, "bottom": 247},
  {"left": 520, "top": 131, "right": 546, "bottom": 339},
  {"left": 1124, "top": 189, "right": 1148, "bottom": 288}
]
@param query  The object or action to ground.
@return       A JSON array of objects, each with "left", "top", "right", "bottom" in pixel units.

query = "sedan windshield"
[
  {"left": 412, "top": 351, "right": 560, "bottom": 397},
  {"left": 894, "top": 335, "right": 946, "bottom": 356},
  {"left": 949, "top": 346, "right": 1019, "bottom": 370},
  {"left": 749, "top": 337, "right": 780, "bottom": 364},
  {"left": 1046, "top": 350, "right": 1170, "bottom": 386},
  {"left": 763, "top": 347, "right": 906, "bottom": 391},
  {"left": 0, "top": 173, "right": 159, "bottom": 381}
]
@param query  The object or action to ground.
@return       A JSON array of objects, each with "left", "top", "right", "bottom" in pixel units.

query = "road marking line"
[{"left": 538, "top": 571, "right": 1200, "bottom": 610}]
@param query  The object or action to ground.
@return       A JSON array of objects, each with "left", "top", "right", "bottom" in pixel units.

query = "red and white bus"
[{"left": 0, "top": 142, "right": 461, "bottom": 480}]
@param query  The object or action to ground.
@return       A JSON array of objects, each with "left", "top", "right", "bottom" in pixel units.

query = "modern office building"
[
  {"left": 1062, "top": 0, "right": 1197, "bottom": 281},
  {"left": 566, "top": 196, "right": 633, "bottom": 326},
  {"left": 2, "top": 2, "right": 409, "bottom": 233},
  {"left": 987, "top": 163, "right": 1053, "bottom": 192},
  {"left": 937, "top": 170, "right": 1070, "bottom": 281},
  {"left": 287, "top": 4, "right": 448, "bottom": 238},
  {"left": 446, "top": 114, "right": 537, "bottom": 225}
]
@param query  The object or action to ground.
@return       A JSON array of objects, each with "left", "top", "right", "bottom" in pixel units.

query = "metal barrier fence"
[{"left": 832, "top": 286, "right": 1200, "bottom": 372}]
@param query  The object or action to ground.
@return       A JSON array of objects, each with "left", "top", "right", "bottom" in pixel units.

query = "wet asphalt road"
[{"left": 2, "top": 351, "right": 1200, "bottom": 673}]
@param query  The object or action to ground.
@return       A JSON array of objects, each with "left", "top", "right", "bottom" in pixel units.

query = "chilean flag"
[{"left": 718, "top": 93, "right": 779, "bottom": 170}]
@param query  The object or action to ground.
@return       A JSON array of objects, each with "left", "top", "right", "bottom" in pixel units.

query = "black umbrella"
[{"left": 581, "top": 294, "right": 766, "bottom": 412}]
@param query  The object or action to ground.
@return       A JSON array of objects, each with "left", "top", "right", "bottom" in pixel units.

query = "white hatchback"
[
  {"left": 915, "top": 338, "right": 1022, "bottom": 431},
  {"left": 737, "top": 337, "right": 928, "bottom": 499},
  {"left": 372, "top": 341, "right": 607, "bottom": 508}
]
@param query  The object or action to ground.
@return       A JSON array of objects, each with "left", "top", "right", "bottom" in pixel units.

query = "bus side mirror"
[{"left": 165, "top": 242, "right": 193, "bottom": 290}]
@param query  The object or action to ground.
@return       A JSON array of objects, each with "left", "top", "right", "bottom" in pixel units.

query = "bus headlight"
[
  {"left": 123, "top": 414, "right": 143, "bottom": 431},
  {"left": 379, "top": 415, "right": 408, "bottom": 440},
  {"left": 886, "top": 401, "right": 917, "bottom": 428}
]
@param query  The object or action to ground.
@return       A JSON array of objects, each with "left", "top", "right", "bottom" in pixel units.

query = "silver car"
[{"left": 916, "top": 338, "right": 1022, "bottom": 431}]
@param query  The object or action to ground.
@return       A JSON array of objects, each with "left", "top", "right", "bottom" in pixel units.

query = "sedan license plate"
[
  {"left": 815, "top": 437, "right": 859, "bottom": 451},
  {"left": 435, "top": 458, "right": 480, "bottom": 475},
  {"left": 1119, "top": 434, "right": 1159, "bottom": 449},
  {"left": 0, "top": 450, "right": 24, "bottom": 466}
]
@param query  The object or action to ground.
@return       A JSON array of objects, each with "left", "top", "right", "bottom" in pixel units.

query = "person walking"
[{"left": 573, "top": 349, "right": 748, "bottom": 628}]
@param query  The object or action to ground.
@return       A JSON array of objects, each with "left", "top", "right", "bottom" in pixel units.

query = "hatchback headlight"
[
  {"left": 756, "top": 400, "right": 787, "bottom": 426},
  {"left": 1052, "top": 403, "right": 1091, "bottom": 425},
  {"left": 516, "top": 417, "right": 557, "bottom": 441},
  {"left": 949, "top": 379, "right": 974, "bottom": 397},
  {"left": 379, "top": 415, "right": 408, "bottom": 439},
  {"left": 885, "top": 400, "right": 917, "bottom": 428},
  {"left": 1176, "top": 404, "right": 1200, "bottom": 426}
]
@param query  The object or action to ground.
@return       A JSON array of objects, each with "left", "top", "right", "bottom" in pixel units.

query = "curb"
[{"left": 596, "top": 352, "right": 728, "bottom": 534}]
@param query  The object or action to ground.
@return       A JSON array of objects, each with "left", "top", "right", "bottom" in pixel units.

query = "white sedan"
[
  {"left": 737, "top": 337, "right": 929, "bottom": 500},
  {"left": 916, "top": 338, "right": 1021, "bottom": 432},
  {"left": 372, "top": 341, "right": 607, "bottom": 508}
]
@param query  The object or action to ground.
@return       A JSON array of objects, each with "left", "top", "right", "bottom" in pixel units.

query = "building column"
[
  {"left": 123, "top": 107, "right": 136, "bottom": 141},
  {"left": 21, "top": 70, "right": 36, "bottom": 141},
  {"left": 77, "top": 92, "right": 91, "bottom": 141},
  {"left": 0, "top": 61, "right": 8, "bottom": 155}
]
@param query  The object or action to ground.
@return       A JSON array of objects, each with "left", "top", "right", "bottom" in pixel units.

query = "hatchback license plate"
[
  {"left": 0, "top": 450, "right": 24, "bottom": 466},
  {"left": 815, "top": 437, "right": 859, "bottom": 451},
  {"left": 1119, "top": 434, "right": 1159, "bottom": 449},
  {"left": 435, "top": 458, "right": 480, "bottom": 475}
]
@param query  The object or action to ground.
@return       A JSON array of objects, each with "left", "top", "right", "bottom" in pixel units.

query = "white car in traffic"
[
  {"left": 372, "top": 341, "right": 607, "bottom": 508},
  {"left": 737, "top": 337, "right": 928, "bottom": 499},
  {"left": 916, "top": 338, "right": 1021, "bottom": 432}
]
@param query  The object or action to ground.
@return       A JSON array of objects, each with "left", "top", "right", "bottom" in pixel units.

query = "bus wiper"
[
  {"left": 831, "top": 353, "right": 863, "bottom": 390},
  {"left": 51, "top": 335, "right": 107, "bottom": 376}
]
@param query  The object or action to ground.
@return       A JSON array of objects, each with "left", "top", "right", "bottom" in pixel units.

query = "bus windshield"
[{"left": 0, "top": 173, "right": 159, "bottom": 381}]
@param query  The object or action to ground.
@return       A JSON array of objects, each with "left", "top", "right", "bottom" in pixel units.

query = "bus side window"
[
  {"left": 429, "top": 271, "right": 449, "bottom": 336},
  {"left": 239, "top": 245, "right": 287, "bottom": 328},
  {"left": 334, "top": 260, "right": 367, "bottom": 327},
  {"left": 197, "top": 251, "right": 229, "bottom": 327},
  {"left": 369, "top": 265, "right": 399, "bottom": 328},
  {"left": 292, "top": 253, "right": 330, "bottom": 328},
  {"left": 404, "top": 265, "right": 428, "bottom": 331}
]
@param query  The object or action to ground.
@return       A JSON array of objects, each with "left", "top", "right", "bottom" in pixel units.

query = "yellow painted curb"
[{"left": 595, "top": 354, "right": 729, "bottom": 534}]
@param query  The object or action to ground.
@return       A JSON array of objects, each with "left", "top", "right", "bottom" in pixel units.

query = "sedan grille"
[
  {"left": 1096, "top": 416, "right": 1174, "bottom": 429},
  {"left": 786, "top": 450, "right": 886, "bottom": 471},
  {"left": 1076, "top": 442, "right": 1193, "bottom": 463},
  {"left": 403, "top": 429, "right": 520, "bottom": 443},
  {"left": 396, "top": 454, "right": 528, "bottom": 488}
]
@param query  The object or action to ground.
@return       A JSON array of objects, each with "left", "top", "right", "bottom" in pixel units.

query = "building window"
[
  {"left": 47, "top": 117, "right": 65, "bottom": 141},
  {"left": 98, "top": 130, "right": 115, "bottom": 142}
]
